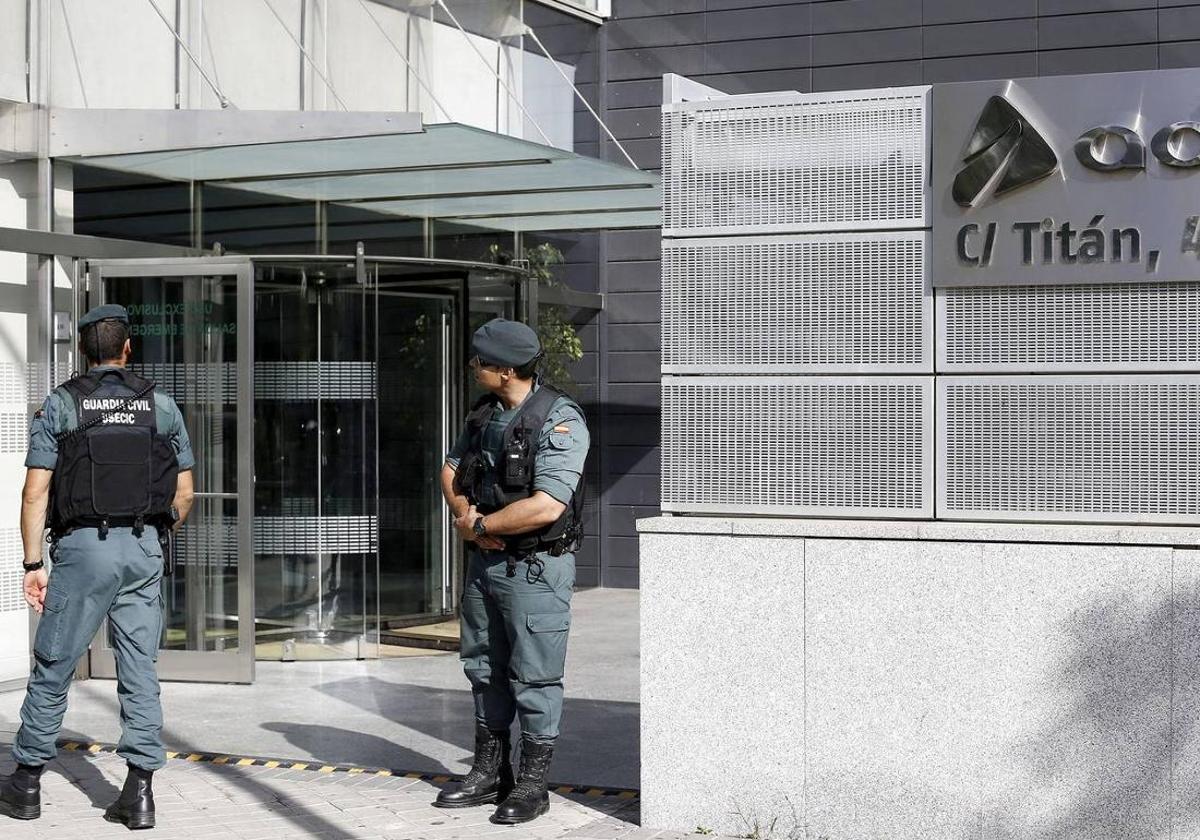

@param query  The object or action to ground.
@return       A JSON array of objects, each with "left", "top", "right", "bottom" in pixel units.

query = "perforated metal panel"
[
  {"left": 663, "top": 233, "right": 931, "bottom": 373},
  {"left": 938, "top": 283, "right": 1200, "bottom": 373},
  {"left": 938, "top": 375, "right": 1200, "bottom": 523},
  {"left": 662, "top": 376, "right": 933, "bottom": 517},
  {"left": 0, "top": 364, "right": 28, "bottom": 404},
  {"left": 0, "top": 529, "right": 23, "bottom": 614},
  {"left": 662, "top": 87, "right": 930, "bottom": 235}
]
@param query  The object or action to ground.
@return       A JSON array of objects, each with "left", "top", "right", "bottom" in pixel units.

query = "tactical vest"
[
  {"left": 454, "top": 383, "right": 586, "bottom": 556},
  {"left": 49, "top": 367, "right": 180, "bottom": 534}
]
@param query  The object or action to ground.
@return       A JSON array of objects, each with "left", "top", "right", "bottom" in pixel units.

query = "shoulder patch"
[
  {"left": 553, "top": 425, "right": 570, "bottom": 433},
  {"left": 33, "top": 409, "right": 44, "bottom": 419}
]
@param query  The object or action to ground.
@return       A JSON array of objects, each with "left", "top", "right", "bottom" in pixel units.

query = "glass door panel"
[
  {"left": 87, "top": 260, "right": 254, "bottom": 684},
  {"left": 376, "top": 290, "right": 453, "bottom": 627},
  {"left": 253, "top": 262, "right": 378, "bottom": 660}
]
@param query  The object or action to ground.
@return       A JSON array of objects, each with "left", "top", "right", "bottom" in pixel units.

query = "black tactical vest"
[
  {"left": 454, "top": 383, "right": 586, "bottom": 556},
  {"left": 49, "top": 367, "right": 180, "bottom": 534}
]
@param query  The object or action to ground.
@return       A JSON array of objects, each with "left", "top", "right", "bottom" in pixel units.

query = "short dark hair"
[
  {"left": 81, "top": 320, "right": 130, "bottom": 364},
  {"left": 513, "top": 352, "right": 542, "bottom": 381}
]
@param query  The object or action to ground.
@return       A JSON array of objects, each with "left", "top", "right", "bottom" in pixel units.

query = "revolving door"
[
  {"left": 86, "top": 255, "right": 521, "bottom": 676},
  {"left": 252, "top": 260, "right": 461, "bottom": 660}
]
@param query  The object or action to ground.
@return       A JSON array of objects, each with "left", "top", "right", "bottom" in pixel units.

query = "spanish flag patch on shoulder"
[{"left": 553, "top": 425, "right": 570, "bottom": 433}]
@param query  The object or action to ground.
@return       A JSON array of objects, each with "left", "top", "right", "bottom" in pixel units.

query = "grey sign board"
[{"left": 932, "top": 68, "right": 1200, "bottom": 288}]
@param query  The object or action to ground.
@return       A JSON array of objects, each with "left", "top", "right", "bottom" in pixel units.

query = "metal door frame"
[
  {"left": 375, "top": 284, "right": 458, "bottom": 615},
  {"left": 84, "top": 257, "right": 255, "bottom": 684}
]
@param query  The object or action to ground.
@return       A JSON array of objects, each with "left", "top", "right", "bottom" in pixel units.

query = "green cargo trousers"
[
  {"left": 13, "top": 526, "right": 166, "bottom": 771},
  {"left": 460, "top": 549, "right": 574, "bottom": 742}
]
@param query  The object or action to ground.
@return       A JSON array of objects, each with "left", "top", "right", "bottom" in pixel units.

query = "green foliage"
[{"left": 485, "top": 242, "right": 584, "bottom": 393}]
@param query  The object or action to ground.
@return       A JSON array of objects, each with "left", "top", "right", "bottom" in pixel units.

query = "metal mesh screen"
[
  {"left": 663, "top": 233, "right": 931, "bottom": 373},
  {"left": 662, "top": 376, "right": 932, "bottom": 517},
  {"left": 939, "top": 283, "right": 1200, "bottom": 372},
  {"left": 663, "top": 87, "right": 929, "bottom": 235},
  {"left": 0, "top": 530, "right": 23, "bottom": 614},
  {"left": 939, "top": 376, "right": 1200, "bottom": 523}
]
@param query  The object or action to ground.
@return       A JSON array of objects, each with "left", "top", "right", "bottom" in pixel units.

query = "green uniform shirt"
[
  {"left": 26, "top": 366, "right": 195, "bottom": 472},
  {"left": 446, "top": 383, "right": 588, "bottom": 506}
]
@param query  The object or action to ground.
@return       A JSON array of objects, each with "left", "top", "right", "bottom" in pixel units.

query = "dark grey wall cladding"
[{"left": 567, "top": 0, "right": 1200, "bottom": 587}]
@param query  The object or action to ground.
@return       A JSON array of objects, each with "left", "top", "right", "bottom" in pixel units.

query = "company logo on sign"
[
  {"left": 952, "top": 96, "right": 1058, "bottom": 208},
  {"left": 952, "top": 101, "right": 1200, "bottom": 275},
  {"left": 933, "top": 70, "right": 1200, "bottom": 289}
]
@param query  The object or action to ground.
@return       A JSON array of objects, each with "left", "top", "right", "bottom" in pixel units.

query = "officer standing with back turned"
[
  {"left": 0, "top": 304, "right": 194, "bottom": 830},
  {"left": 435, "top": 318, "right": 589, "bottom": 825}
]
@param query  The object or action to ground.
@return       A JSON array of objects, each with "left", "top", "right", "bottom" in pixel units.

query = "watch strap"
[{"left": 22, "top": 560, "right": 44, "bottom": 572}]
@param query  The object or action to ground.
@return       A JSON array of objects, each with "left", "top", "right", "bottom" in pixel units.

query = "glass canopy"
[{"left": 65, "top": 123, "right": 660, "bottom": 233}]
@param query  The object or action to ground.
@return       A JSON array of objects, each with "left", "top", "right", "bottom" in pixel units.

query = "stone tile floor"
[{"left": 0, "top": 746, "right": 705, "bottom": 840}]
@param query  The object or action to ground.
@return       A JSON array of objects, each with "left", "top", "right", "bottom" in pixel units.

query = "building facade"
[
  {"left": 0, "top": 0, "right": 660, "bottom": 687},
  {"left": 567, "top": 0, "right": 1200, "bottom": 589}
]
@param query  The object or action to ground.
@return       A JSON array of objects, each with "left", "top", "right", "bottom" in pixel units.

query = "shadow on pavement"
[
  {"left": 4, "top": 694, "right": 358, "bottom": 838},
  {"left": 311, "top": 677, "right": 640, "bottom": 791},
  {"left": 0, "top": 727, "right": 120, "bottom": 812},
  {"left": 260, "top": 720, "right": 458, "bottom": 776}
]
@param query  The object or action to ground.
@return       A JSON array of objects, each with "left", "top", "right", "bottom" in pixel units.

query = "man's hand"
[
  {"left": 22, "top": 568, "right": 48, "bottom": 613},
  {"left": 454, "top": 505, "right": 504, "bottom": 551}
]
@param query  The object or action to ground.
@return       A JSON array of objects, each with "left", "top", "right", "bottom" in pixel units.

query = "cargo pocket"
[
  {"left": 512, "top": 611, "right": 571, "bottom": 684},
  {"left": 33, "top": 587, "right": 69, "bottom": 661}
]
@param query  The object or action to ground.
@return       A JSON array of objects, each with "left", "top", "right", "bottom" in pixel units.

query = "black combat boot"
[
  {"left": 433, "top": 724, "right": 514, "bottom": 808},
  {"left": 490, "top": 738, "right": 554, "bottom": 824},
  {"left": 0, "top": 763, "right": 43, "bottom": 820},
  {"left": 103, "top": 764, "right": 155, "bottom": 830}
]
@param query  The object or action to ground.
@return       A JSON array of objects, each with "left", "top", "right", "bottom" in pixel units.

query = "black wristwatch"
[
  {"left": 473, "top": 516, "right": 488, "bottom": 538},
  {"left": 22, "top": 560, "right": 44, "bottom": 573}
]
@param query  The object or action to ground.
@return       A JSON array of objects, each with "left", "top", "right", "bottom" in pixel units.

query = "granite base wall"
[{"left": 639, "top": 519, "right": 1200, "bottom": 840}]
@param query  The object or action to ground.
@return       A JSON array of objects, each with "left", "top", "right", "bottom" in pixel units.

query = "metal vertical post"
[
  {"left": 190, "top": 181, "right": 204, "bottom": 251},
  {"left": 299, "top": 0, "right": 307, "bottom": 110},
  {"left": 173, "top": 0, "right": 182, "bottom": 107},
  {"left": 316, "top": 200, "right": 329, "bottom": 254}
]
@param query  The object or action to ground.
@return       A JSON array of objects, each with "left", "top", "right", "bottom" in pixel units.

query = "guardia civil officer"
[
  {"left": 0, "top": 305, "right": 194, "bottom": 830},
  {"left": 435, "top": 318, "right": 589, "bottom": 825}
]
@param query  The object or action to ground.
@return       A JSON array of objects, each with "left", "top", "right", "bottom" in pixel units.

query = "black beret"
[
  {"left": 78, "top": 304, "right": 130, "bottom": 332},
  {"left": 472, "top": 318, "right": 541, "bottom": 367}
]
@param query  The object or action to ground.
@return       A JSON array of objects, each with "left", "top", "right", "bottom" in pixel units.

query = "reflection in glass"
[
  {"left": 107, "top": 274, "right": 240, "bottom": 653},
  {"left": 253, "top": 263, "right": 376, "bottom": 660}
]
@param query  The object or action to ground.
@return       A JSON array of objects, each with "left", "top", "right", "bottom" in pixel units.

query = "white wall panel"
[
  {"left": 412, "top": 17, "right": 499, "bottom": 132},
  {"left": 0, "top": 311, "right": 29, "bottom": 685},
  {"left": 323, "top": 0, "right": 410, "bottom": 112},
  {"left": 0, "top": 163, "right": 34, "bottom": 289},
  {"left": 0, "top": 0, "right": 27, "bottom": 101},
  {"left": 199, "top": 0, "right": 302, "bottom": 110},
  {"left": 516, "top": 45, "right": 574, "bottom": 150},
  {"left": 50, "top": 0, "right": 175, "bottom": 108}
]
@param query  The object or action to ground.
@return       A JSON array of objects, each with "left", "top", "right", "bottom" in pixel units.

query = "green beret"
[
  {"left": 472, "top": 318, "right": 541, "bottom": 367},
  {"left": 78, "top": 304, "right": 130, "bottom": 332}
]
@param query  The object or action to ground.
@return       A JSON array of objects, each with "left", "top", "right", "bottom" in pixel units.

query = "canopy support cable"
[
  {"left": 261, "top": 0, "right": 350, "bottom": 111},
  {"left": 434, "top": 0, "right": 554, "bottom": 147},
  {"left": 143, "top": 0, "right": 234, "bottom": 109},
  {"left": 525, "top": 25, "right": 639, "bottom": 170},
  {"left": 355, "top": 0, "right": 455, "bottom": 123}
]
